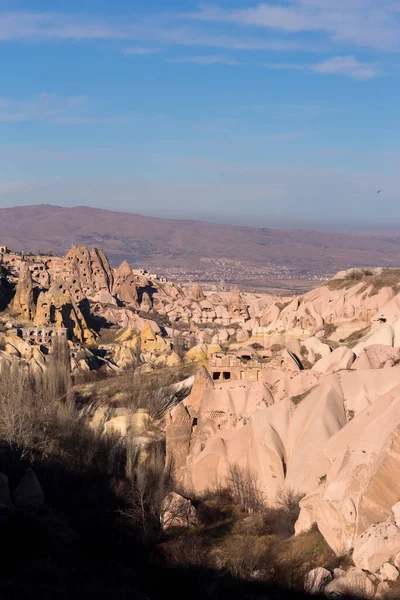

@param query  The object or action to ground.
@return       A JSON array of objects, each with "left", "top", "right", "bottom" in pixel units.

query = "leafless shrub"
[
  {"left": 227, "top": 464, "right": 265, "bottom": 514},
  {"left": 171, "top": 329, "right": 187, "bottom": 360},
  {"left": 275, "top": 487, "right": 304, "bottom": 534},
  {"left": 0, "top": 355, "right": 124, "bottom": 476},
  {"left": 162, "top": 534, "right": 211, "bottom": 568},
  {"left": 123, "top": 365, "right": 194, "bottom": 419},
  {"left": 119, "top": 447, "right": 170, "bottom": 544},
  {"left": 344, "top": 270, "right": 363, "bottom": 281},
  {"left": 0, "top": 362, "right": 50, "bottom": 459},
  {"left": 224, "top": 535, "right": 262, "bottom": 580}
]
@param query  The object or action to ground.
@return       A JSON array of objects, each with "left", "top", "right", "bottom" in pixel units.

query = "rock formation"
[{"left": 13, "top": 265, "right": 35, "bottom": 320}]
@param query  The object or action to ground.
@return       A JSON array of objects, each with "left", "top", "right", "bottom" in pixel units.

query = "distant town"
[{"left": 141, "top": 257, "right": 334, "bottom": 294}]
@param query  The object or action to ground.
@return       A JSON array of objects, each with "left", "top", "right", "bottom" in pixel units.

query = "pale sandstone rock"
[
  {"left": 185, "top": 344, "right": 208, "bottom": 362},
  {"left": 160, "top": 492, "right": 197, "bottom": 532},
  {"left": 140, "top": 322, "right": 170, "bottom": 354},
  {"left": 312, "top": 346, "right": 355, "bottom": 374},
  {"left": 13, "top": 265, "right": 35, "bottom": 320},
  {"left": 353, "top": 324, "right": 395, "bottom": 356},
  {"left": 191, "top": 283, "right": 205, "bottom": 301},
  {"left": 5, "top": 335, "right": 33, "bottom": 358},
  {"left": 35, "top": 281, "right": 95, "bottom": 344},
  {"left": 302, "top": 336, "right": 332, "bottom": 362},
  {"left": 353, "top": 520, "right": 400, "bottom": 573},
  {"left": 352, "top": 345, "right": 400, "bottom": 371},
  {"left": 229, "top": 288, "right": 249, "bottom": 321},
  {"left": 304, "top": 567, "right": 332, "bottom": 594},
  {"left": 166, "top": 352, "right": 181, "bottom": 367},
  {"left": 112, "top": 260, "right": 139, "bottom": 308},
  {"left": 236, "top": 329, "right": 249, "bottom": 343},
  {"left": 297, "top": 381, "right": 400, "bottom": 555},
  {"left": 323, "top": 567, "right": 374, "bottom": 598},
  {"left": 292, "top": 369, "right": 400, "bottom": 546},
  {"left": 392, "top": 502, "right": 400, "bottom": 528},
  {"left": 379, "top": 562, "right": 399, "bottom": 581}
]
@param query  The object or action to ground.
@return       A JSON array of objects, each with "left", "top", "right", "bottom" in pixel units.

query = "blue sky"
[{"left": 0, "top": 0, "right": 399, "bottom": 230}]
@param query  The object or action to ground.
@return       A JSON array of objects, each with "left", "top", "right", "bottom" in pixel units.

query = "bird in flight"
[{"left": 377, "top": 189, "right": 382, "bottom": 194}]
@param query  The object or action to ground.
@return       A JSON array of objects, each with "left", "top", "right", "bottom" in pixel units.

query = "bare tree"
[{"left": 227, "top": 464, "right": 265, "bottom": 514}]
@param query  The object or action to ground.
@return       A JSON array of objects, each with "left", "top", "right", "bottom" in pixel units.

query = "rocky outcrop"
[
  {"left": 34, "top": 281, "right": 95, "bottom": 344},
  {"left": 191, "top": 283, "right": 205, "bottom": 302},
  {"left": 229, "top": 288, "right": 249, "bottom": 321},
  {"left": 13, "top": 265, "right": 35, "bottom": 320},
  {"left": 323, "top": 568, "right": 374, "bottom": 598},
  {"left": 304, "top": 567, "right": 332, "bottom": 595},
  {"left": 311, "top": 346, "right": 355, "bottom": 374},
  {"left": 66, "top": 245, "right": 114, "bottom": 298},
  {"left": 160, "top": 492, "right": 198, "bottom": 532},
  {"left": 295, "top": 372, "right": 400, "bottom": 554},
  {"left": 112, "top": 260, "right": 139, "bottom": 308}
]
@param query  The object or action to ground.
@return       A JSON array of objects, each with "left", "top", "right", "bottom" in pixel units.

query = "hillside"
[{"left": 1, "top": 205, "right": 400, "bottom": 282}]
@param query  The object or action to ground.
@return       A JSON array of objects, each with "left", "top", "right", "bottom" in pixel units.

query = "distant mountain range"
[{"left": 1, "top": 204, "right": 400, "bottom": 280}]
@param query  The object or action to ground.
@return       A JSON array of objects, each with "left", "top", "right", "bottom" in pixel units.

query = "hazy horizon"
[{"left": 1, "top": 201, "right": 400, "bottom": 235}]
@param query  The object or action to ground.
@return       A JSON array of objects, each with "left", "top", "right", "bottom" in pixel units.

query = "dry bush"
[
  {"left": 227, "top": 464, "right": 265, "bottom": 514},
  {"left": 275, "top": 488, "right": 304, "bottom": 535},
  {"left": 0, "top": 351, "right": 125, "bottom": 478},
  {"left": 119, "top": 450, "right": 171, "bottom": 543},
  {"left": 0, "top": 363, "right": 51, "bottom": 458},
  {"left": 0, "top": 338, "right": 73, "bottom": 460},
  {"left": 223, "top": 534, "right": 264, "bottom": 580},
  {"left": 299, "top": 346, "right": 313, "bottom": 370},
  {"left": 366, "top": 269, "right": 400, "bottom": 295},
  {"left": 323, "top": 323, "right": 337, "bottom": 338},
  {"left": 171, "top": 330, "right": 188, "bottom": 360},
  {"left": 344, "top": 270, "right": 364, "bottom": 281},
  {"left": 161, "top": 533, "right": 211, "bottom": 568},
  {"left": 121, "top": 364, "right": 195, "bottom": 419},
  {"left": 73, "top": 365, "right": 113, "bottom": 385}
]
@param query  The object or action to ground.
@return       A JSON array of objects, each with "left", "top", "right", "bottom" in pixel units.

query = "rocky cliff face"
[{"left": 12, "top": 265, "right": 35, "bottom": 321}]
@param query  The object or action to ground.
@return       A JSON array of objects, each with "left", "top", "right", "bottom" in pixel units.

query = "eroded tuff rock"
[
  {"left": 160, "top": 492, "right": 198, "bottom": 532},
  {"left": 112, "top": 260, "right": 139, "bottom": 308},
  {"left": 13, "top": 265, "right": 35, "bottom": 320},
  {"left": 296, "top": 373, "right": 400, "bottom": 554},
  {"left": 34, "top": 281, "right": 95, "bottom": 344},
  {"left": 167, "top": 363, "right": 400, "bottom": 514}
]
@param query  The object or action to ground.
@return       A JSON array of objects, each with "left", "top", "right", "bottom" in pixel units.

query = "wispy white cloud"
[
  {"left": 184, "top": 1, "right": 400, "bottom": 52},
  {"left": 0, "top": 11, "right": 320, "bottom": 53},
  {"left": 167, "top": 55, "right": 239, "bottom": 65},
  {"left": 312, "top": 56, "right": 380, "bottom": 79},
  {"left": 125, "top": 47, "right": 161, "bottom": 55},
  {"left": 265, "top": 56, "right": 380, "bottom": 79},
  {"left": 0, "top": 5, "right": 397, "bottom": 56}
]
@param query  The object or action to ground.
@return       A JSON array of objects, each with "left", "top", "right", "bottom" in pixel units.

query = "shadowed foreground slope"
[{"left": 0, "top": 443, "right": 345, "bottom": 600}]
